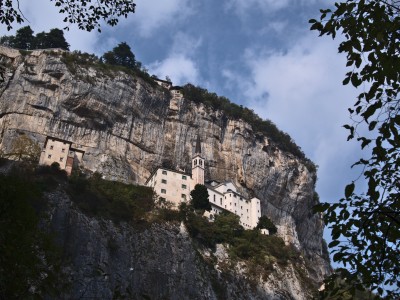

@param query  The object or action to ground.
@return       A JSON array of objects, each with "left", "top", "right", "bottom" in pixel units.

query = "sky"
[{"left": 2, "top": 0, "right": 367, "bottom": 242}]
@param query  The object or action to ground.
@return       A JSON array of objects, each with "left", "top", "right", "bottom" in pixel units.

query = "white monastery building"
[{"left": 146, "top": 134, "right": 261, "bottom": 229}]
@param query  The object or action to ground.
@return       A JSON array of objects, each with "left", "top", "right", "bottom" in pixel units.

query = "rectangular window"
[
  {"left": 234, "top": 194, "right": 236, "bottom": 198},
  {"left": 213, "top": 195, "right": 216, "bottom": 202},
  {"left": 62, "top": 148, "right": 65, "bottom": 153},
  {"left": 220, "top": 198, "right": 222, "bottom": 205},
  {"left": 182, "top": 184, "right": 187, "bottom": 189},
  {"left": 60, "top": 157, "right": 64, "bottom": 162},
  {"left": 182, "top": 175, "right": 187, "bottom": 180},
  {"left": 50, "top": 145, "right": 54, "bottom": 150},
  {"left": 162, "top": 170, "right": 167, "bottom": 175},
  {"left": 161, "top": 179, "right": 167, "bottom": 184},
  {"left": 181, "top": 194, "right": 187, "bottom": 200},
  {"left": 48, "top": 154, "right": 52, "bottom": 159},
  {"left": 161, "top": 189, "right": 166, "bottom": 194}
]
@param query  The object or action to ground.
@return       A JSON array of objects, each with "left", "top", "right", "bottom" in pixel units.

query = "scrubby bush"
[
  {"left": 0, "top": 174, "right": 63, "bottom": 299},
  {"left": 68, "top": 174, "right": 155, "bottom": 223},
  {"left": 182, "top": 208, "right": 299, "bottom": 267}
]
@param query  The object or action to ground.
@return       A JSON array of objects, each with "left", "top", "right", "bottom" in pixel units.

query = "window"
[
  {"left": 194, "top": 159, "right": 197, "bottom": 165},
  {"left": 241, "top": 206, "right": 243, "bottom": 209},
  {"left": 62, "top": 148, "right": 65, "bottom": 153},
  {"left": 213, "top": 195, "right": 216, "bottom": 202},
  {"left": 199, "top": 160, "right": 202, "bottom": 166},
  {"left": 50, "top": 145, "right": 54, "bottom": 150},
  {"left": 220, "top": 199, "right": 222, "bottom": 205},
  {"left": 161, "top": 179, "right": 167, "bottom": 184},
  {"left": 234, "top": 194, "right": 237, "bottom": 198},
  {"left": 181, "top": 194, "right": 187, "bottom": 200},
  {"left": 60, "top": 157, "right": 64, "bottom": 162},
  {"left": 47, "top": 154, "right": 52, "bottom": 159},
  {"left": 234, "top": 203, "right": 236, "bottom": 206},
  {"left": 246, "top": 209, "right": 248, "bottom": 212},
  {"left": 182, "top": 184, "right": 187, "bottom": 189},
  {"left": 182, "top": 175, "right": 187, "bottom": 180},
  {"left": 161, "top": 189, "right": 166, "bottom": 194},
  {"left": 160, "top": 197, "right": 166, "bottom": 202},
  {"left": 162, "top": 170, "right": 167, "bottom": 175}
]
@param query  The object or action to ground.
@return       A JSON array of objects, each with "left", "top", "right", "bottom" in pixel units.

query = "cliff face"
[
  {"left": 0, "top": 47, "right": 330, "bottom": 286},
  {"left": 46, "top": 189, "right": 311, "bottom": 300}
]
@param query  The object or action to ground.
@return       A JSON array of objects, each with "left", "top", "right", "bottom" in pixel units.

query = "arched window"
[
  {"left": 194, "top": 159, "right": 197, "bottom": 165},
  {"left": 200, "top": 160, "right": 202, "bottom": 166}
]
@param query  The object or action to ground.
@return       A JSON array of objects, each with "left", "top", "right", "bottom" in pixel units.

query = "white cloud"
[
  {"left": 149, "top": 32, "right": 201, "bottom": 85},
  {"left": 225, "top": 0, "right": 290, "bottom": 14},
  {"left": 150, "top": 55, "right": 199, "bottom": 85},
  {"left": 130, "top": 0, "right": 193, "bottom": 38}
]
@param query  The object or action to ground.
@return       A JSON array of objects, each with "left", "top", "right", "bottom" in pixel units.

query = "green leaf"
[
  {"left": 329, "top": 240, "right": 340, "bottom": 248},
  {"left": 345, "top": 182, "right": 355, "bottom": 198}
]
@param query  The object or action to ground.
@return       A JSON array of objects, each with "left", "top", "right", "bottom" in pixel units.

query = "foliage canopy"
[
  {"left": 101, "top": 42, "right": 140, "bottom": 70},
  {"left": 310, "top": 1, "right": 400, "bottom": 298},
  {"left": 256, "top": 215, "right": 277, "bottom": 235},
  {"left": 0, "top": 175, "right": 62, "bottom": 299},
  {"left": 190, "top": 184, "right": 211, "bottom": 212},
  {"left": 0, "top": 26, "right": 70, "bottom": 50},
  {"left": 0, "top": 0, "right": 136, "bottom": 32}
]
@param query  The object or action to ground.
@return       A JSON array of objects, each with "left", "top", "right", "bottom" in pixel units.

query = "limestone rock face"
[
  {"left": 46, "top": 189, "right": 314, "bottom": 300},
  {"left": 0, "top": 47, "right": 330, "bottom": 285}
]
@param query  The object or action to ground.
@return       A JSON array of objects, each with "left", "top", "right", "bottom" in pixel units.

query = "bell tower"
[{"left": 192, "top": 133, "right": 205, "bottom": 185}]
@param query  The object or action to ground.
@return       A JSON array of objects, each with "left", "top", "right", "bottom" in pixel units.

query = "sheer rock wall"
[{"left": 0, "top": 47, "right": 330, "bottom": 285}]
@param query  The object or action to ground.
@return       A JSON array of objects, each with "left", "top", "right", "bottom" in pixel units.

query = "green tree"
[
  {"left": 190, "top": 184, "right": 211, "bottom": 211},
  {"left": 13, "top": 25, "right": 34, "bottom": 49},
  {"left": 256, "top": 215, "right": 277, "bottom": 235},
  {"left": 102, "top": 42, "right": 137, "bottom": 69},
  {"left": 44, "top": 28, "right": 70, "bottom": 50},
  {"left": 310, "top": 1, "right": 400, "bottom": 298},
  {"left": 0, "top": 35, "right": 15, "bottom": 47},
  {"left": 34, "top": 31, "right": 48, "bottom": 49},
  {"left": 0, "top": 0, "right": 136, "bottom": 31},
  {"left": 0, "top": 175, "right": 62, "bottom": 298}
]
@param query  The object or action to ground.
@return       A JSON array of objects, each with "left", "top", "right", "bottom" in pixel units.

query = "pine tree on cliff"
[
  {"left": 102, "top": 42, "right": 138, "bottom": 70},
  {"left": 13, "top": 26, "right": 34, "bottom": 50}
]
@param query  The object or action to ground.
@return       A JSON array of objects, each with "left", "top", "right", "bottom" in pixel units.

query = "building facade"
[
  {"left": 39, "top": 136, "right": 84, "bottom": 175},
  {"left": 145, "top": 134, "right": 261, "bottom": 229}
]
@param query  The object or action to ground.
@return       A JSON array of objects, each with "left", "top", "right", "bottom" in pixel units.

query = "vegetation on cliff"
[
  {"left": 0, "top": 26, "right": 69, "bottom": 50},
  {"left": 0, "top": 166, "right": 65, "bottom": 299}
]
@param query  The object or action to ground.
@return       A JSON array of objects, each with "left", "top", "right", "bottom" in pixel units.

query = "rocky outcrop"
[
  {"left": 46, "top": 189, "right": 314, "bottom": 300},
  {"left": 0, "top": 47, "right": 330, "bottom": 287}
]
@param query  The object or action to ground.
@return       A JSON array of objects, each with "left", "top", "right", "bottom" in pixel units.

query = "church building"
[{"left": 145, "top": 135, "right": 261, "bottom": 229}]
